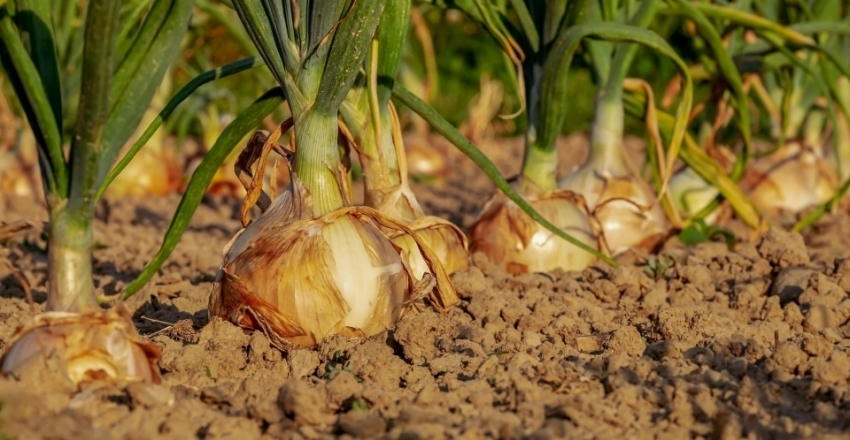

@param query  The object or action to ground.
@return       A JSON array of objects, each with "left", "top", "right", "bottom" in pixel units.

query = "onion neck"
[
  {"left": 47, "top": 201, "right": 98, "bottom": 313},
  {"left": 585, "top": 94, "right": 626, "bottom": 173},
  {"left": 361, "top": 108, "right": 402, "bottom": 192},
  {"left": 520, "top": 62, "right": 557, "bottom": 192},
  {"left": 294, "top": 110, "right": 345, "bottom": 216}
]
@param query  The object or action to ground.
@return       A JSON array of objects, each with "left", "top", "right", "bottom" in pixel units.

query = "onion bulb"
[
  {"left": 208, "top": 176, "right": 459, "bottom": 349},
  {"left": 469, "top": 183, "right": 598, "bottom": 274},
  {"left": 1, "top": 306, "right": 161, "bottom": 385},
  {"left": 104, "top": 143, "right": 182, "bottom": 198},
  {"left": 668, "top": 167, "right": 720, "bottom": 224},
  {"left": 559, "top": 100, "right": 667, "bottom": 256},
  {"left": 742, "top": 140, "right": 836, "bottom": 214},
  {"left": 402, "top": 134, "right": 448, "bottom": 181}
]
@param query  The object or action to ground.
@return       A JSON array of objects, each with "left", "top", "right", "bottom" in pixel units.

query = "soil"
[{"left": 3, "top": 134, "right": 850, "bottom": 439}]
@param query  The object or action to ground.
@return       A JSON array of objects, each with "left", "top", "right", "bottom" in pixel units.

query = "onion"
[
  {"left": 1, "top": 306, "right": 161, "bottom": 385},
  {"left": 742, "top": 141, "right": 836, "bottom": 214},
  {"left": 357, "top": 103, "right": 469, "bottom": 277},
  {"left": 668, "top": 166, "right": 721, "bottom": 224},
  {"left": 470, "top": 183, "right": 598, "bottom": 274},
  {"left": 559, "top": 100, "right": 667, "bottom": 255},
  {"left": 208, "top": 176, "right": 458, "bottom": 349}
]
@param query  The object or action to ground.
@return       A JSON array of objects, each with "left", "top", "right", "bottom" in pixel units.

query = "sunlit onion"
[
  {"left": 742, "top": 141, "right": 836, "bottom": 214},
  {"left": 1, "top": 306, "right": 161, "bottom": 385},
  {"left": 208, "top": 176, "right": 458, "bottom": 349},
  {"left": 470, "top": 184, "right": 598, "bottom": 274}
]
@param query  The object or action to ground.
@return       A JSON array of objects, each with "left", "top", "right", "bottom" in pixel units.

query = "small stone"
[
  {"left": 338, "top": 410, "right": 386, "bottom": 438},
  {"left": 126, "top": 383, "right": 175, "bottom": 409},
  {"left": 770, "top": 267, "right": 814, "bottom": 303},
  {"left": 523, "top": 332, "right": 543, "bottom": 348},
  {"left": 726, "top": 357, "right": 748, "bottom": 378},
  {"left": 803, "top": 306, "right": 835, "bottom": 332},
  {"left": 575, "top": 336, "right": 602, "bottom": 353}
]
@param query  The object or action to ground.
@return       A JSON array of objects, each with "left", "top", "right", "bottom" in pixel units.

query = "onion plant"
[
  {"left": 654, "top": 0, "right": 850, "bottom": 230},
  {"left": 340, "top": 0, "right": 470, "bottom": 277},
  {"left": 744, "top": 1, "right": 848, "bottom": 217},
  {"left": 201, "top": 0, "right": 466, "bottom": 349},
  {"left": 0, "top": 0, "right": 193, "bottom": 383},
  {"left": 424, "top": 0, "right": 693, "bottom": 270},
  {"left": 558, "top": 0, "right": 688, "bottom": 256}
]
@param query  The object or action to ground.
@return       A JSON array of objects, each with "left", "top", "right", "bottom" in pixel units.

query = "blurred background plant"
[{"left": 0, "top": 0, "right": 280, "bottom": 202}]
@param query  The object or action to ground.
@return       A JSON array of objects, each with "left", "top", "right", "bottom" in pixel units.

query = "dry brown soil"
[{"left": 2, "top": 135, "right": 850, "bottom": 439}]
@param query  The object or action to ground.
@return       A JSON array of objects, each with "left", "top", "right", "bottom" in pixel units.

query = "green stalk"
[
  {"left": 586, "top": 0, "right": 657, "bottom": 174},
  {"left": 519, "top": 0, "right": 592, "bottom": 192},
  {"left": 49, "top": 0, "right": 121, "bottom": 312},
  {"left": 350, "top": 0, "right": 409, "bottom": 201},
  {"left": 520, "top": 62, "right": 558, "bottom": 191},
  {"left": 293, "top": 109, "right": 345, "bottom": 215},
  {"left": 585, "top": 96, "right": 627, "bottom": 171}
]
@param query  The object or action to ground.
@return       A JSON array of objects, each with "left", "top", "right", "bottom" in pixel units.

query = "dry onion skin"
[
  {"left": 742, "top": 141, "right": 836, "bottom": 215},
  {"left": 361, "top": 160, "right": 469, "bottom": 277},
  {"left": 208, "top": 176, "right": 459, "bottom": 349},
  {"left": 470, "top": 188, "right": 598, "bottom": 274},
  {"left": 0, "top": 305, "right": 161, "bottom": 385},
  {"left": 357, "top": 104, "right": 469, "bottom": 277},
  {"left": 559, "top": 103, "right": 667, "bottom": 256}
]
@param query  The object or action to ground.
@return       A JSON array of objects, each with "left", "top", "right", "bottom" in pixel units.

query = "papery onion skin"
[
  {"left": 0, "top": 306, "right": 161, "bottom": 385},
  {"left": 560, "top": 168, "right": 667, "bottom": 256},
  {"left": 743, "top": 141, "right": 836, "bottom": 214},
  {"left": 209, "top": 179, "right": 417, "bottom": 348},
  {"left": 390, "top": 217, "right": 469, "bottom": 280},
  {"left": 470, "top": 190, "right": 597, "bottom": 274}
]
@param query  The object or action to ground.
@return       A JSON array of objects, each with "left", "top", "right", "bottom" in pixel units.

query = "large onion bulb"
[
  {"left": 208, "top": 176, "right": 458, "bottom": 349},
  {"left": 470, "top": 184, "right": 598, "bottom": 274},
  {"left": 1, "top": 306, "right": 161, "bottom": 385}
]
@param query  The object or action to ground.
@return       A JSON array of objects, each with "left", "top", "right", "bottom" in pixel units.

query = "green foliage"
[
  {"left": 643, "top": 254, "right": 673, "bottom": 280},
  {"left": 123, "top": 87, "right": 285, "bottom": 299},
  {"left": 392, "top": 84, "right": 617, "bottom": 266},
  {"left": 678, "top": 219, "right": 736, "bottom": 250}
]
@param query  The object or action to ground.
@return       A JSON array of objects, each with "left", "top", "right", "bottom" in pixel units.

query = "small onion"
[
  {"left": 559, "top": 101, "right": 667, "bottom": 255},
  {"left": 104, "top": 145, "right": 182, "bottom": 198},
  {"left": 403, "top": 133, "right": 448, "bottom": 180},
  {"left": 560, "top": 168, "right": 667, "bottom": 256},
  {"left": 470, "top": 185, "right": 598, "bottom": 274},
  {"left": 388, "top": 216, "right": 469, "bottom": 279},
  {"left": 360, "top": 104, "right": 469, "bottom": 277},
  {"left": 668, "top": 166, "right": 721, "bottom": 224},
  {"left": 0, "top": 306, "right": 161, "bottom": 385},
  {"left": 0, "top": 129, "right": 42, "bottom": 202},
  {"left": 742, "top": 141, "right": 836, "bottom": 214}
]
